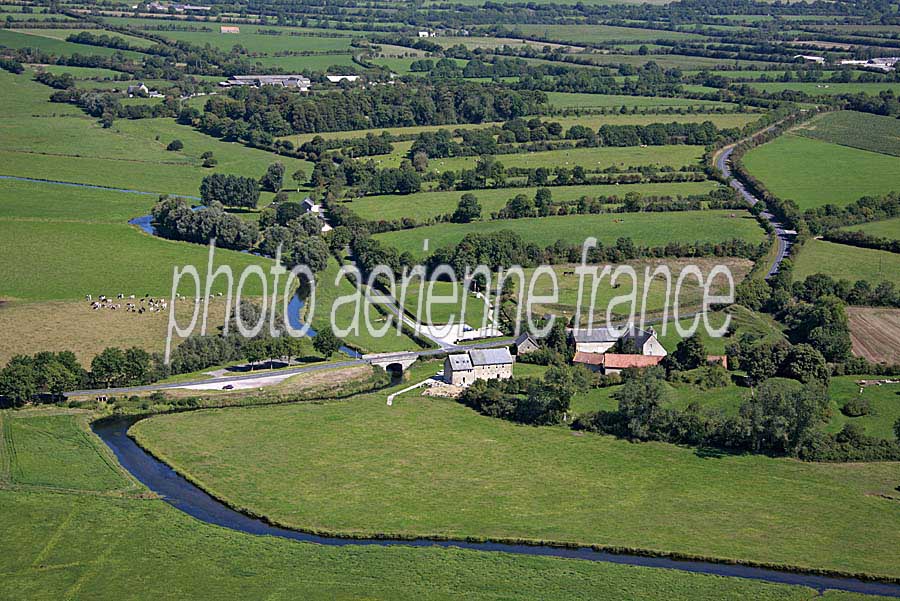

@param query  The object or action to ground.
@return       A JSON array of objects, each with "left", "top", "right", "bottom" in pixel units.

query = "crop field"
[
  {"left": 847, "top": 307, "right": 900, "bottom": 367},
  {"left": 345, "top": 181, "right": 721, "bottom": 222},
  {"left": 742, "top": 133, "right": 900, "bottom": 209},
  {"left": 794, "top": 111, "right": 900, "bottom": 158},
  {"left": 792, "top": 239, "right": 900, "bottom": 287},
  {"left": 1, "top": 412, "right": 875, "bottom": 601},
  {"left": 841, "top": 216, "right": 900, "bottom": 240},
  {"left": 545, "top": 92, "right": 732, "bottom": 109},
  {"left": 517, "top": 257, "right": 752, "bottom": 323},
  {"left": 747, "top": 82, "right": 900, "bottom": 96},
  {"left": 131, "top": 378, "right": 900, "bottom": 578},
  {"left": 512, "top": 24, "right": 708, "bottom": 43},
  {"left": 375, "top": 210, "right": 766, "bottom": 259}
]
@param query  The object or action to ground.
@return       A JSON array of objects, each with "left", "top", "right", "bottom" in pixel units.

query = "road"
[{"left": 714, "top": 143, "right": 794, "bottom": 278}]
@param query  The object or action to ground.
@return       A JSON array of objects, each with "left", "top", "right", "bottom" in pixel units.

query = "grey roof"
[
  {"left": 468, "top": 347, "right": 513, "bottom": 366},
  {"left": 446, "top": 353, "right": 472, "bottom": 371},
  {"left": 301, "top": 197, "right": 316, "bottom": 209},
  {"left": 570, "top": 326, "right": 654, "bottom": 347},
  {"left": 514, "top": 332, "right": 536, "bottom": 346}
]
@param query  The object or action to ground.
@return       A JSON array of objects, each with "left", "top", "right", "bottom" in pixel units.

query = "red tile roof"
[{"left": 573, "top": 352, "right": 664, "bottom": 369}]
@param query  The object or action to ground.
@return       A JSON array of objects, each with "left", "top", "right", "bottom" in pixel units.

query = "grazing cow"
[{"left": 85, "top": 294, "right": 92, "bottom": 301}]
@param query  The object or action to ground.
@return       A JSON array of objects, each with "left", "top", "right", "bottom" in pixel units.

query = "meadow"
[
  {"left": 794, "top": 111, "right": 900, "bottom": 158},
  {"left": 792, "top": 239, "right": 900, "bottom": 287},
  {"left": 512, "top": 24, "right": 708, "bottom": 43},
  {"left": 841, "top": 216, "right": 900, "bottom": 240},
  {"left": 131, "top": 373, "right": 900, "bottom": 578},
  {"left": 375, "top": 210, "right": 766, "bottom": 259},
  {"left": 0, "top": 28, "right": 148, "bottom": 59},
  {"left": 344, "top": 181, "right": 721, "bottom": 222},
  {"left": 143, "top": 28, "right": 354, "bottom": 53},
  {"left": 747, "top": 82, "right": 900, "bottom": 96},
  {"left": 546, "top": 92, "right": 732, "bottom": 109},
  {"left": 742, "top": 133, "right": 900, "bottom": 209},
  {"left": 1, "top": 411, "right": 872, "bottom": 601}
]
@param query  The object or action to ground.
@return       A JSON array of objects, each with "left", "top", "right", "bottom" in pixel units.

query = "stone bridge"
[{"left": 363, "top": 351, "right": 420, "bottom": 373}]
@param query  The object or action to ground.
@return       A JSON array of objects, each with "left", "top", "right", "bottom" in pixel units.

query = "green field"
[
  {"left": 546, "top": 92, "right": 731, "bottom": 109},
  {"left": 841, "top": 216, "right": 900, "bottom": 240},
  {"left": 131, "top": 369, "right": 900, "bottom": 578},
  {"left": 1, "top": 413, "right": 881, "bottom": 601},
  {"left": 375, "top": 210, "right": 766, "bottom": 259},
  {"left": 16, "top": 27, "right": 156, "bottom": 48},
  {"left": 748, "top": 82, "right": 900, "bottom": 97},
  {"left": 742, "top": 133, "right": 900, "bottom": 209},
  {"left": 792, "top": 239, "right": 900, "bottom": 287},
  {"left": 346, "top": 181, "right": 721, "bottom": 222},
  {"left": 513, "top": 24, "right": 708, "bottom": 43},
  {"left": 143, "top": 28, "right": 354, "bottom": 53},
  {"left": 0, "top": 28, "right": 147, "bottom": 59},
  {"left": 794, "top": 111, "right": 900, "bottom": 158}
]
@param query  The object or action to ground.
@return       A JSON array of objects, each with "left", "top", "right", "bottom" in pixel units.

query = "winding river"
[{"left": 92, "top": 416, "right": 900, "bottom": 598}]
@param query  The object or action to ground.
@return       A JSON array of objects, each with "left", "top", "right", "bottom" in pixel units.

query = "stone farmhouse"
[
  {"left": 569, "top": 326, "right": 667, "bottom": 356},
  {"left": 444, "top": 348, "right": 514, "bottom": 387},
  {"left": 573, "top": 352, "right": 664, "bottom": 375}
]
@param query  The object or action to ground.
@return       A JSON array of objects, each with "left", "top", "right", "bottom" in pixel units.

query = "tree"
[
  {"left": 0, "top": 362, "right": 37, "bottom": 406},
  {"left": 124, "top": 347, "right": 153, "bottom": 385},
  {"left": 166, "top": 139, "right": 183, "bottom": 151},
  {"left": 613, "top": 369, "right": 668, "bottom": 440},
  {"left": 451, "top": 193, "right": 481, "bottom": 223},
  {"left": 91, "top": 347, "right": 126, "bottom": 388},
  {"left": 260, "top": 162, "right": 285, "bottom": 192},
  {"left": 291, "top": 168, "right": 306, "bottom": 189},
  {"left": 673, "top": 334, "right": 706, "bottom": 370},
  {"left": 894, "top": 417, "right": 900, "bottom": 442},
  {"left": 313, "top": 328, "right": 342, "bottom": 359},
  {"left": 44, "top": 362, "right": 76, "bottom": 401},
  {"left": 740, "top": 379, "right": 828, "bottom": 455},
  {"left": 200, "top": 173, "right": 260, "bottom": 209},
  {"left": 781, "top": 344, "right": 829, "bottom": 385}
]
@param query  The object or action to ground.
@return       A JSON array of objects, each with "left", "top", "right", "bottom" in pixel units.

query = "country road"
[{"left": 714, "top": 143, "right": 794, "bottom": 278}]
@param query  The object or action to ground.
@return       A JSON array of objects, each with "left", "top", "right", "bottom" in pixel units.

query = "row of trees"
[
  {"left": 152, "top": 197, "right": 260, "bottom": 251},
  {"left": 200, "top": 173, "right": 261, "bottom": 208}
]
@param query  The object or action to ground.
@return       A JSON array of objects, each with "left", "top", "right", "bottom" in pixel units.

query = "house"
[
  {"left": 326, "top": 74, "right": 360, "bottom": 83},
  {"left": 573, "top": 352, "right": 663, "bottom": 375},
  {"left": 444, "top": 348, "right": 514, "bottom": 387},
  {"left": 300, "top": 197, "right": 321, "bottom": 213},
  {"left": 568, "top": 326, "right": 666, "bottom": 357},
  {"left": 126, "top": 82, "right": 149, "bottom": 97},
  {"left": 418, "top": 30, "right": 436, "bottom": 38},
  {"left": 513, "top": 332, "right": 539, "bottom": 355},
  {"left": 220, "top": 75, "right": 311, "bottom": 91},
  {"left": 220, "top": 26, "right": 241, "bottom": 34},
  {"left": 793, "top": 54, "right": 825, "bottom": 64}
]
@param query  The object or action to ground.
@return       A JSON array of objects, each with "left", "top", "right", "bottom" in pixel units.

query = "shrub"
[
  {"left": 166, "top": 139, "right": 184, "bottom": 151},
  {"left": 841, "top": 396, "right": 871, "bottom": 417}
]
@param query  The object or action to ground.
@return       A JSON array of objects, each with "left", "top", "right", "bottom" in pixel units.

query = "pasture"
[
  {"left": 344, "top": 181, "right": 721, "bottom": 222},
  {"left": 131, "top": 377, "right": 900, "bottom": 578},
  {"left": 747, "top": 81, "right": 900, "bottom": 97},
  {"left": 0, "top": 28, "right": 147, "bottom": 59},
  {"left": 545, "top": 92, "right": 732, "bottom": 109},
  {"left": 742, "top": 133, "right": 900, "bottom": 209},
  {"left": 841, "top": 216, "right": 900, "bottom": 240},
  {"left": 794, "top": 111, "right": 900, "bottom": 158},
  {"left": 792, "top": 239, "right": 900, "bottom": 287},
  {"left": 375, "top": 210, "right": 766, "bottom": 259},
  {"left": 0, "top": 411, "right": 863, "bottom": 601},
  {"left": 512, "top": 24, "right": 708, "bottom": 44}
]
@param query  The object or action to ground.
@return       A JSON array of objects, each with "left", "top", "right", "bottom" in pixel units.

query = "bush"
[
  {"left": 166, "top": 139, "right": 184, "bottom": 151},
  {"left": 841, "top": 396, "right": 871, "bottom": 417}
]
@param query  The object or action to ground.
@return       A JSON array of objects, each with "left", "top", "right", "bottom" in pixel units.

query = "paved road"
[
  {"left": 67, "top": 338, "right": 515, "bottom": 397},
  {"left": 714, "top": 144, "right": 794, "bottom": 278}
]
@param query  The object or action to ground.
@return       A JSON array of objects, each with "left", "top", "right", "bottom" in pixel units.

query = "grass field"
[
  {"left": 841, "top": 216, "right": 900, "bottom": 240},
  {"left": 513, "top": 24, "right": 708, "bottom": 43},
  {"left": 747, "top": 82, "right": 900, "bottom": 97},
  {"left": 2, "top": 410, "right": 878, "bottom": 601},
  {"left": 131, "top": 370, "right": 900, "bottom": 578},
  {"left": 546, "top": 92, "right": 731, "bottom": 109},
  {"left": 375, "top": 210, "right": 766, "bottom": 259},
  {"left": 794, "top": 111, "right": 900, "bottom": 158},
  {"left": 792, "top": 239, "right": 900, "bottom": 287},
  {"left": 16, "top": 27, "right": 156, "bottom": 48},
  {"left": 0, "top": 28, "right": 147, "bottom": 59},
  {"left": 143, "top": 28, "right": 354, "bottom": 53},
  {"left": 742, "top": 133, "right": 900, "bottom": 209},
  {"left": 345, "top": 181, "right": 721, "bottom": 222}
]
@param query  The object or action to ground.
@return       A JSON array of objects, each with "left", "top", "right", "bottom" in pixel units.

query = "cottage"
[
  {"left": 513, "top": 332, "right": 539, "bottom": 355},
  {"left": 569, "top": 325, "right": 666, "bottom": 357},
  {"left": 444, "top": 348, "right": 514, "bottom": 387},
  {"left": 300, "top": 197, "right": 321, "bottom": 213},
  {"left": 573, "top": 352, "right": 664, "bottom": 375},
  {"left": 127, "top": 82, "right": 149, "bottom": 97}
]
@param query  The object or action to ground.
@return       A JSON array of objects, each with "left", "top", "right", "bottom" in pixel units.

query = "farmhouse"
[
  {"left": 569, "top": 326, "right": 666, "bottom": 356},
  {"left": 301, "top": 197, "right": 321, "bottom": 213},
  {"left": 126, "top": 82, "right": 149, "bottom": 97},
  {"left": 220, "top": 75, "right": 312, "bottom": 91},
  {"left": 513, "top": 332, "right": 539, "bottom": 355},
  {"left": 573, "top": 352, "right": 664, "bottom": 375},
  {"left": 444, "top": 348, "right": 514, "bottom": 387}
]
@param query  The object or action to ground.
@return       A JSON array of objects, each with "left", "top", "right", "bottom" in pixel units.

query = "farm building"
[
  {"left": 220, "top": 26, "right": 241, "bottom": 34},
  {"left": 220, "top": 75, "right": 312, "bottom": 91},
  {"left": 301, "top": 197, "right": 321, "bottom": 213},
  {"left": 793, "top": 54, "right": 825, "bottom": 64},
  {"left": 573, "top": 352, "right": 664, "bottom": 375},
  {"left": 513, "top": 332, "right": 539, "bottom": 355},
  {"left": 126, "top": 83, "right": 149, "bottom": 97},
  {"left": 569, "top": 326, "right": 666, "bottom": 357},
  {"left": 444, "top": 348, "right": 514, "bottom": 387},
  {"left": 326, "top": 75, "right": 360, "bottom": 83}
]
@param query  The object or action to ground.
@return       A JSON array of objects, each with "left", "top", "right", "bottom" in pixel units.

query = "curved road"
[{"left": 714, "top": 144, "right": 794, "bottom": 278}]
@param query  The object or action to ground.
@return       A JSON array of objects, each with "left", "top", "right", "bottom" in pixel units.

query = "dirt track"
[{"left": 848, "top": 306, "right": 900, "bottom": 364}]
